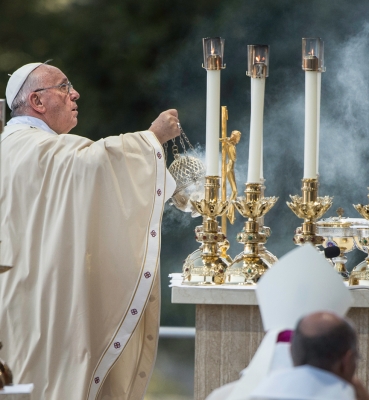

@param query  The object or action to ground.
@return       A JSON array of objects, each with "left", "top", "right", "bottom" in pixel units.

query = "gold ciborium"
[
  {"left": 224, "top": 183, "right": 278, "bottom": 285},
  {"left": 182, "top": 176, "right": 229, "bottom": 284},
  {"left": 287, "top": 178, "right": 333, "bottom": 246},
  {"left": 316, "top": 209, "right": 355, "bottom": 281}
]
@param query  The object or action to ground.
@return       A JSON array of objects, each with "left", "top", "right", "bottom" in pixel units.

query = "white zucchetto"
[{"left": 6, "top": 63, "right": 42, "bottom": 109}]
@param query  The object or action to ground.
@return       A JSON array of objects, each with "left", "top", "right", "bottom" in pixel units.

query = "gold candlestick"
[
  {"left": 224, "top": 183, "right": 278, "bottom": 285},
  {"left": 257, "top": 179, "right": 279, "bottom": 266},
  {"left": 287, "top": 178, "right": 333, "bottom": 245},
  {"left": 182, "top": 176, "right": 229, "bottom": 285}
]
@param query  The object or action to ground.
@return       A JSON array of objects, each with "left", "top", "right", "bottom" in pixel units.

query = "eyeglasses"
[{"left": 34, "top": 81, "right": 74, "bottom": 95}]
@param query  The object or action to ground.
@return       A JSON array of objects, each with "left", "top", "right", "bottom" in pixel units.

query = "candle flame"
[
  {"left": 211, "top": 45, "right": 215, "bottom": 55},
  {"left": 309, "top": 48, "right": 315, "bottom": 56},
  {"left": 255, "top": 55, "right": 260, "bottom": 62}
]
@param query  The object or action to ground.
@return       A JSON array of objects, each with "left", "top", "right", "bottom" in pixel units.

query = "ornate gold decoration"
[
  {"left": 221, "top": 106, "right": 229, "bottom": 235},
  {"left": 191, "top": 198, "right": 229, "bottom": 217},
  {"left": 288, "top": 195, "right": 332, "bottom": 220},
  {"left": 225, "top": 183, "right": 278, "bottom": 285},
  {"left": 287, "top": 178, "right": 333, "bottom": 246},
  {"left": 257, "top": 180, "right": 279, "bottom": 267},
  {"left": 353, "top": 188, "right": 369, "bottom": 220},
  {"left": 182, "top": 176, "right": 229, "bottom": 285},
  {"left": 317, "top": 208, "right": 354, "bottom": 281},
  {"left": 220, "top": 130, "right": 241, "bottom": 224},
  {"left": 219, "top": 239, "right": 233, "bottom": 265},
  {"left": 219, "top": 105, "right": 236, "bottom": 265}
]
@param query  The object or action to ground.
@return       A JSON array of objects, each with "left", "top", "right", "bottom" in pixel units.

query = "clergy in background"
[
  {"left": 206, "top": 245, "right": 353, "bottom": 400},
  {"left": 0, "top": 62, "right": 179, "bottom": 400},
  {"left": 250, "top": 311, "right": 369, "bottom": 400}
]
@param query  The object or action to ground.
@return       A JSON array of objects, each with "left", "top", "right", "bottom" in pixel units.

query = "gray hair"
[{"left": 11, "top": 69, "right": 43, "bottom": 117}]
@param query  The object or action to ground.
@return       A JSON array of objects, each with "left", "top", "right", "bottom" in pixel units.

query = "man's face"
[{"left": 36, "top": 66, "right": 80, "bottom": 134}]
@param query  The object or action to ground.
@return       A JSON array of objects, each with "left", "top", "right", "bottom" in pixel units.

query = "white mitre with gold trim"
[{"left": 225, "top": 244, "right": 353, "bottom": 400}]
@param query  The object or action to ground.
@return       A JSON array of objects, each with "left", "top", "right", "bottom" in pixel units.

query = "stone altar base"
[{"left": 172, "top": 285, "right": 369, "bottom": 400}]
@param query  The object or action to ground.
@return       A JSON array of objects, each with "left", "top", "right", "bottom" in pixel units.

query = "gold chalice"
[{"left": 316, "top": 209, "right": 356, "bottom": 281}]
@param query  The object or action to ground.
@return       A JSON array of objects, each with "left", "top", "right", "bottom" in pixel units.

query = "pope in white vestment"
[
  {"left": 0, "top": 115, "right": 176, "bottom": 399},
  {"left": 249, "top": 365, "right": 356, "bottom": 400}
]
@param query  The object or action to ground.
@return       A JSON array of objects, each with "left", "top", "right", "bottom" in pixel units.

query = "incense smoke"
[{"left": 158, "top": 3, "right": 369, "bottom": 270}]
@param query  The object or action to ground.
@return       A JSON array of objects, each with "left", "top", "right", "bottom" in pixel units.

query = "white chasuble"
[{"left": 0, "top": 125, "right": 169, "bottom": 400}]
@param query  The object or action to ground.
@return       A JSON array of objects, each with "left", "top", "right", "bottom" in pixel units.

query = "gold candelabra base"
[
  {"left": 182, "top": 176, "right": 229, "bottom": 285},
  {"left": 287, "top": 178, "right": 333, "bottom": 246},
  {"left": 224, "top": 183, "right": 278, "bottom": 285}
]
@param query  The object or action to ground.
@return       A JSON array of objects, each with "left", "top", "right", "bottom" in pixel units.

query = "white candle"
[
  {"left": 316, "top": 72, "right": 321, "bottom": 175},
  {"left": 247, "top": 77, "right": 265, "bottom": 183},
  {"left": 260, "top": 135, "right": 264, "bottom": 181},
  {"left": 206, "top": 69, "right": 221, "bottom": 176},
  {"left": 304, "top": 70, "right": 318, "bottom": 179}
]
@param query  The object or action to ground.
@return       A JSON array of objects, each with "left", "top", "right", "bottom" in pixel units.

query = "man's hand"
[
  {"left": 149, "top": 109, "right": 180, "bottom": 144},
  {"left": 352, "top": 377, "right": 369, "bottom": 400}
]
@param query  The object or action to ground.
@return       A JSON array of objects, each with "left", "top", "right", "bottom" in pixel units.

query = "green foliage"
[
  {"left": 0, "top": 0, "right": 230, "bottom": 327},
  {"left": 0, "top": 0, "right": 228, "bottom": 139}
]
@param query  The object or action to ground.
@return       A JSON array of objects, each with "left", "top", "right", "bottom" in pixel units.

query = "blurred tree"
[
  {"left": 0, "top": 0, "right": 230, "bottom": 140},
  {"left": 0, "top": 0, "right": 234, "bottom": 328}
]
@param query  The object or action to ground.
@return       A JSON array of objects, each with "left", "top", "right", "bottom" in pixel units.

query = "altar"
[
  {"left": 0, "top": 384, "right": 33, "bottom": 399},
  {"left": 171, "top": 281, "right": 369, "bottom": 400}
]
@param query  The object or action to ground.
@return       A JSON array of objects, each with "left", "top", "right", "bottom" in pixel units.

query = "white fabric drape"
[{"left": 0, "top": 126, "right": 171, "bottom": 400}]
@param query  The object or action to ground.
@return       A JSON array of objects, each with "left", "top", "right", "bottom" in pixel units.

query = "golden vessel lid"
[{"left": 317, "top": 208, "right": 352, "bottom": 228}]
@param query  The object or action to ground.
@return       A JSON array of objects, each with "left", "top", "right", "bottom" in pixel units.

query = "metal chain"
[
  {"left": 179, "top": 132, "right": 187, "bottom": 155},
  {"left": 171, "top": 138, "right": 179, "bottom": 157},
  {"left": 169, "top": 123, "right": 197, "bottom": 158},
  {"left": 180, "top": 127, "right": 195, "bottom": 152}
]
